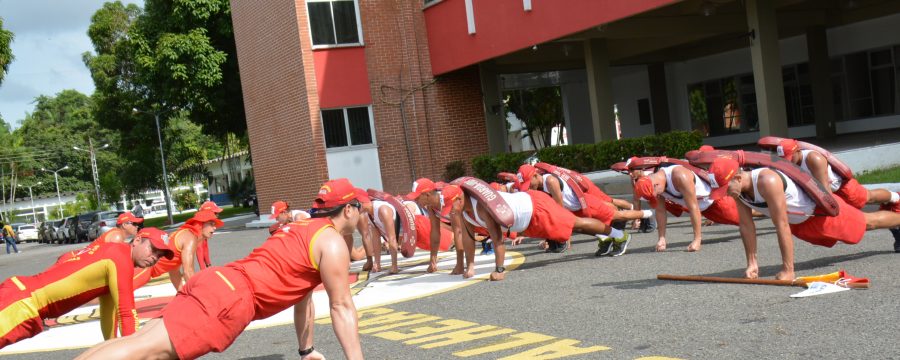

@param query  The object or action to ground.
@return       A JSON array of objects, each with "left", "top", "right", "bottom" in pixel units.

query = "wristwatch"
[
  {"left": 495, "top": 266, "right": 506, "bottom": 273},
  {"left": 298, "top": 346, "right": 315, "bottom": 357}
]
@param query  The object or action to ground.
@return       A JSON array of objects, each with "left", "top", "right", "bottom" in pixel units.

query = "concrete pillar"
[
  {"left": 746, "top": 0, "right": 788, "bottom": 137},
  {"left": 806, "top": 25, "right": 836, "bottom": 140},
  {"left": 647, "top": 63, "right": 671, "bottom": 134},
  {"left": 584, "top": 38, "right": 618, "bottom": 142},
  {"left": 478, "top": 63, "right": 508, "bottom": 154}
]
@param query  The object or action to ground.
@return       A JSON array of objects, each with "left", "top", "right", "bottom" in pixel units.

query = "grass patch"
[
  {"left": 142, "top": 206, "right": 255, "bottom": 228},
  {"left": 855, "top": 166, "right": 900, "bottom": 184}
]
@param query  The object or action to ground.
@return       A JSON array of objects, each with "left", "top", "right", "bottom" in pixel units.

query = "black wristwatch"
[
  {"left": 298, "top": 346, "right": 315, "bottom": 357},
  {"left": 495, "top": 266, "right": 506, "bottom": 273}
]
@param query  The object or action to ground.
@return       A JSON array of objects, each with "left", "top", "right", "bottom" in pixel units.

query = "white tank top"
[
  {"left": 371, "top": 200, "right": 396, "bottom": 234},
  {"left": 799, "top": 150, "right": 842, "bottom": 192},
  {"left": 739, "top": 168, "right": 817, "bottom": 224},
  {"left": 462, "top": 191, "right": 533, "bottom": 232},
  {"left": 660, "top": 165, "right": 714, "bottom": 211},
  {"left": 541, "top": 174, "right": 581, "bottom": 211}
]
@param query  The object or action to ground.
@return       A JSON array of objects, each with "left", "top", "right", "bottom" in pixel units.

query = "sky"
[{"left": 0, "top": 0, "right": 143, "bottom": 129}]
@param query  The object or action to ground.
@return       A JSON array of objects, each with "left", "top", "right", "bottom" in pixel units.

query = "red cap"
[
  {"left": 200, "top": 201, "right": 223, "bottom": 214},
  {"left": 408, "top": 178, "right": 436, "bottom": 199},
  {"left": 634, "top": 177, "right": 658, "bottom": 208},
  {"left": 269, "top": 200, "right": 290, "bottom": 219},
  {"left": 189, "top": 210, "right": 224, "bottom": 228},
  {"left": 117, "top": 212, "right": 144, "bottom": 225},
  {"left": 776, "top": 139, "right": 799, "bottom": 160},
  {"left": 439, "top": 185, "right": 463, "bottom": 217},
  {"left": 354, "top": 188, "right": 371, "bottom": 204},
  {"left": 707, "top": 158, "right": 740, "bottom": 200},
  {"left": 312, "top": 178, "right": 358, "bottom": 209},
  {"left": 516, "top": 164, "right": 537, "bottom": 192},
  {"left": 137, "top": 227, "right": 175, "bottom": 259},
  {"left": 699, "top": 145, "right": 715, "bottom": 152}
]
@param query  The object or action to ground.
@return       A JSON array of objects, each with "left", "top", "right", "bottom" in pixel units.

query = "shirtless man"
[
  {"left": 705, "top": 157, "right": 900, "bottom": 281},
  {"left": 440, "top": 183, "right": 629, "bottom": 281},
  {"left": 517, "top": 164, "right": 650, "bottom": 256},
  {"left": 632, "top": 162, "right": 741, "bottom": 252},
  {"left": 132, "top": 210, "right": 222, "bottom": 290}
]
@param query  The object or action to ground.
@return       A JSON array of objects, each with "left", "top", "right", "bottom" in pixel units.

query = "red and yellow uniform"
[
  {"left": 56, "top": 228, "right": 126, "bottom": 264},
  {"left": 160, "top": 218, "right": 332, "bottom": 359},
  {"left": 414, "top": 215, "right": 453, "bottom": 251},
  {"left": 0, "top": 242, "right": 138, "bottom": 348},
  {"left": 132, "top": 227, "right": 197, "bottom": 289}
]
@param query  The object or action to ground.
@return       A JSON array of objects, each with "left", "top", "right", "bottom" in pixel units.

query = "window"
[
  {"left": 688, "top": 74, "right": 758, "bottom": 137},
  {"left": 307, "top": 0, "right": 362, "bottom": 47},
  {"left": 637, "top": 98, "right": 652, "bottom": 125},
  {"left": 322, "top": 106, "right": 375, "bottom": 149},
  {"left": 831, "top": 47, "right": 900, "bottom": 121}
]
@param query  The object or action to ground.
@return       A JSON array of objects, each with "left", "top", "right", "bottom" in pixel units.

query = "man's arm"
[
  {"left": 315, "top": 230, "right": 363, "bottom": 360},
  {"left": 805, "top": 152, "right": 833, "bottom": 194},
  {"left": 654, "top": 196, "right": 668, "bottom": 251},
  {"left": 545, "top": 176, "right": 565, "bottom": 207},
  {"left": 293, "top": 294, "right": 315, "bottom": 354},
  {"left": 756, "top": 170, "right": 796, "bottom": 281},
  {"left": 735, "top": 199, "right": 759, "bottom": 279},
  {"left": 179, "top": 235, "right": 198, "bottom": 284},
  {"left": 476, "top": 204, "right": 506, "bottom": 281},
  {"left": 672, "top": 168, "right": 703, "bottom": 251},
  {"left": 107, "top": 246, "right": 138, "bottom": 338}
]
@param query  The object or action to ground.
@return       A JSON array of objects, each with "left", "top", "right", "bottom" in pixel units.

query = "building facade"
[{"left": 231, "top": 0, "right": 900, "bottom": 211}]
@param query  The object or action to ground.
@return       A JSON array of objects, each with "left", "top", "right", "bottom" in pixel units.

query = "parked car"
[
  {"left": 16, "top": 224, "right": 39, "bottom": 242},
  {"left": 74, "top": 211, "right": 100, "bottom": 243},
  {"left": 58, "top": 216, "right": 77, "bottom": 244},
  {"left": 88, "top": 211, "right": 124, "bottom": 241},
  {"left": 6, "top": 223, "right": 24, "bottom": 243},
  {"left": 46, "top": 219, "right": 64, "bottom": 244}
]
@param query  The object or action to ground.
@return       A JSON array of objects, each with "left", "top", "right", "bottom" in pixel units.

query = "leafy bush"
[
  {"left": 174, "top": 190, "right": 199, "bottom": 212},
  {"left": 443, "top": 160, "right": 467, "bottom": 181},
  {"left": 471, "top": 131, "right": 703, "bottom": 179}
]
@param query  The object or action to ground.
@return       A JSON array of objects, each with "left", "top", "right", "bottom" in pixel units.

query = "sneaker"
[
  {"left": 609, "top": 233, "right": 631, "bottom": 257},
  {"left": 482, "top": 240, "right": 494, "bottom": 255},
  {"left": 549, "top": 241, "right": 566, "bottom": 253},
  {"left": 891, "top": 227, "right": 900, "bottom": 253},
  {"left": 595, "top": 237, "right": 614, "bottom": 257}
]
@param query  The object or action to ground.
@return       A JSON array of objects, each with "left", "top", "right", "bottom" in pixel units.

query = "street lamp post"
[
  {"left": 133, "top": 107, "right": 174, "bottom": 225},
  {"left": 18, "top": 182, "right": 42, "bottom": 224},
  {"left": 74, "top": 138, "right": 109, "bottom": 208},
  {"left": 40, "top": 165, "right": 69, "bottom": 219}
]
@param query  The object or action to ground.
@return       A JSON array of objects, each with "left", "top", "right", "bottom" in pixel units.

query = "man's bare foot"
[
  {"left": 463, "top": 268, "right": 475, "bottom": 278},
  {"left": 389, "top": 266, "right": 400, "bottom": 274},
  {"left": 450, "top": 264, "right": 464, "bottom": 275},
  {"left": 745, "top": 265, "right": 759, "bottom": 279},
  {"left": 655, "top": 241, "right": 667, "bottom": 252},
  {"left": 489, "top": 271, "right": 505, "bottom": 281},
  {"left": 538, "top": 240, "right": 549, "bottom": 250},
  {"left": 566, "top": 240, "right": 572, "bottom": 250},
  {"left": 686, "top": 240, "right": 702, "bottom": 252},
  {"left": 426, "top": 260, "right": 438, "bottom": 273},
  {"left": 702, "top": 219, "right": 714, "bottom": 226},
  {"left": 775, "top": 270, "right": 795, "bottom": 281},
  {"left": 362, "top": 260, "right": 373, "bottom": 271}
]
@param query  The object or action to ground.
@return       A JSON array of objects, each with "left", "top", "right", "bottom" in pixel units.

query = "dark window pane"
[
  {"left": 871, "top": 49, "right": 892, "bottom": 67},
  {"left": 871, "top": 67, "right": 895, "bottom": 116},
  {"left": 332, "top": 1, "right": 360, "bottom": 44},
  {"left": 637, "top": 98, "right": 652, "bottom": 125},
  {"left": 347, "top": 107, "right": 372, "bottom": 145},
  {"left": 322, "top": 109, "right": 347, "bottom": 148},
  {"left": 308, "top": 2, "right": 336, "bottom": 46},
  {"left": 845, "top": 52, "right": 871, "bottom": 102},
  {"left": 832, "top": 75, "right": 846, "bottom": 121}
]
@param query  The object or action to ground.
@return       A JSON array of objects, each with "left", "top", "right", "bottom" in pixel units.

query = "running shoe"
[
  {"left": 879, "top": 194, "right": 900, "bottom": 214},
  {"left": 595, "top": 237, "right": 614, "bottom": 257},
  {"left": 891, "top": 227, "right": 900, "bottom": 253},
  {"left": 482, "top": 240, "right": 494, "bottom": 255},
  {"left": 609, "top": 232, "right": 631, "bottom": 257}
]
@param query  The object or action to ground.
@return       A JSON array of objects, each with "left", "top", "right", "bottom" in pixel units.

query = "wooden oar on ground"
[{"left": 657, "top": 274, "right": 869, "bottom": 289}]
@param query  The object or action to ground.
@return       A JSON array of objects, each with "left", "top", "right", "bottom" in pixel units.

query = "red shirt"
[
  {"left": 227, "top": 218, "right": 332, "bottom": 320},
  {"left": 15, "top": 242, "right": 138, "bottom": 338}
]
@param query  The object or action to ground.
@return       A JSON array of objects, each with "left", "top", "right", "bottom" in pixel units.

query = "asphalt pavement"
[{"left": 2, "top": 210, "right": 900, "bottom": 359}]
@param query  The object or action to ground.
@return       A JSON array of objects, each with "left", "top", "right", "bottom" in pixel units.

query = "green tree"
[
  {"left": 84, "top": 1, "right": 246, "bottom": 196},
  {"left": 504, "top": 86, "right": 565, "bottom": 150},
  {"left": 173, "top": 189, "right": 199, "bottom": 211},
  {"left": 0, "top": 17, "right": 14, "bottom": 86}
]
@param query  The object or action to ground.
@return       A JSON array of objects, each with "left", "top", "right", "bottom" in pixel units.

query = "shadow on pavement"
[{"left": 240, "top": 355, "right": 285, "bottom": 360}]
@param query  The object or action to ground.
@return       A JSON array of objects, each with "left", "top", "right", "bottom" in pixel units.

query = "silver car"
[
  {"left": 57, "top": 217, "right": 77, "bottom": 244},
  {"left": 88, "top": 211, "right": 124, "bottom": 241}
]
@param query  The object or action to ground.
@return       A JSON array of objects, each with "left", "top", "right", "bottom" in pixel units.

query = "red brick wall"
[
  {"left": 232, "top": 0, "right": 490, "bottom": 203},
  {"left": 230, "top": 0, "right": 328, "bottom": 212},
  {"left": 359, "top": 0, "right": 488, "bottom": 194}
]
